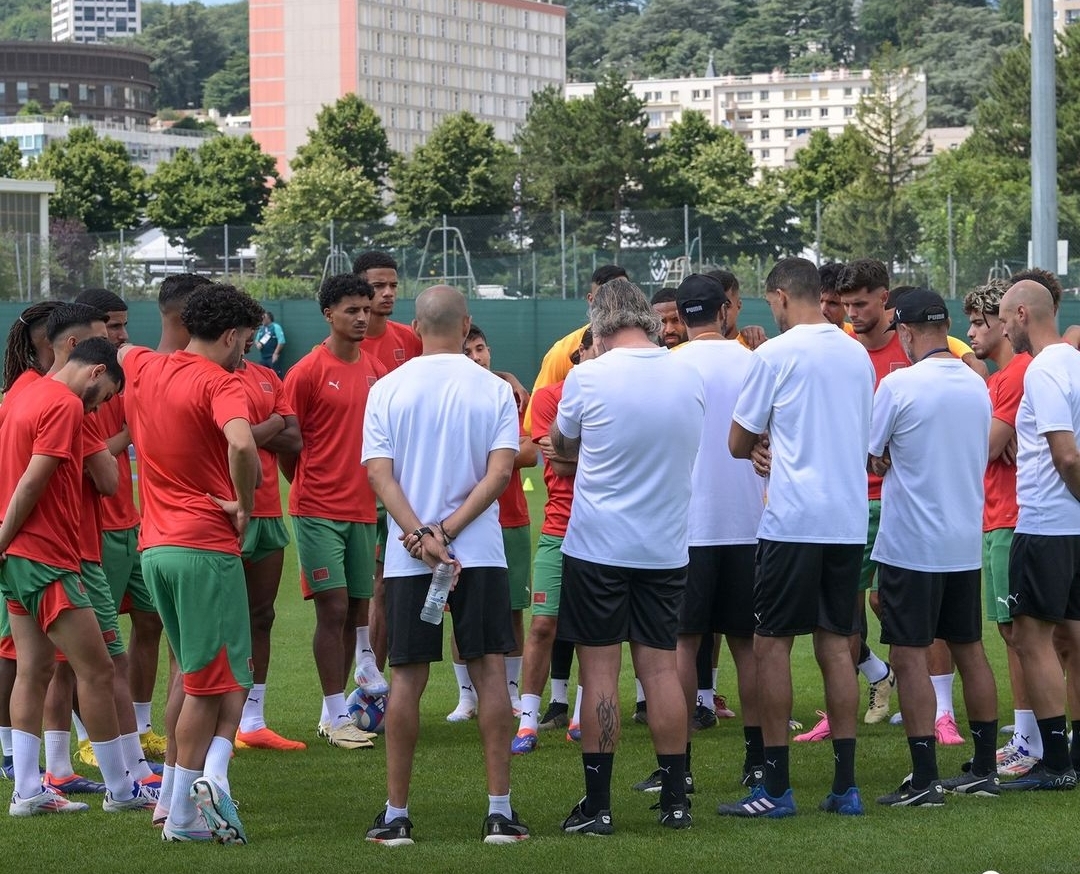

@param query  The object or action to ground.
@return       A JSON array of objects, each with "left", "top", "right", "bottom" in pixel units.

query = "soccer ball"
[{"left": 346, "top": 688, "right": 387, "bottom": 734}]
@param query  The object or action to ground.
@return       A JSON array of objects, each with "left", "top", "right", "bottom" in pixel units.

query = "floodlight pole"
[{"left": 1031, "top": 0, "right": 1058, "bottom": 272}]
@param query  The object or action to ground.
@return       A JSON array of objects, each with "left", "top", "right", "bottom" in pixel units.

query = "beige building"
[
  {"left": 566, "top": 67, "right": 927, "bottom": 172},
  {"left": 1023, "top": 0, "right": 1080, "bottom": 33},
  {"left": 250, "top": 0, "right": 566, "bottom": 175}
]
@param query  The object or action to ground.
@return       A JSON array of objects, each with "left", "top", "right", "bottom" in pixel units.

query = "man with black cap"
[{"left": 868, "top": 288, "right": 998, "bottom": 807}]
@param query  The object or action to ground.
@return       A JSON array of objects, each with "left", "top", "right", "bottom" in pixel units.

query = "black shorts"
[
  {"left": 754, "top": 540, "right": 862, "bottom": 637},
  {"left": 680, "top": 545, "right": 756, "bottom": 637},
  {"left": 384, "top": 566, "right": 515, "bottom": 667},
  {"left": 877, "top": 564, "right": 982, "bottom": 647},
  {"left": 1009, "top": 533, "right": 1080, "bottom": 622},
  {"left": 556, "top": 554, "right": 686, "bottom": 650}
]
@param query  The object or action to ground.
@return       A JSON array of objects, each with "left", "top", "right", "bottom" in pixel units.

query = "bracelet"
[
  {"left": 412, "top": 526, "right": 433, "bottom": 541},
  {"left": 437, "top": 520, "right": 454, "bottom": 546}
]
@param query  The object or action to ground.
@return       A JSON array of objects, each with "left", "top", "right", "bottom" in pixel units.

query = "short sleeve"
[
  {"left": 209, "top": 373, "right": 251, "bottom": 430},
  {"left": 868, "top": 379, "right": 900, "bottom": 457},
  {"left": 990, "top": 364, "right": 1025, "bottom": 428},
  {"left": 81, "top": 411, "right": 109, "bottom": 459},
  {"left": 361, "top": 381, "right": 393, "bottom": 463},
  {"left": 530, "top": 385, "right": 559, "bottom": 443},
  {"left": 491, "top": 382, "right": 522, "bottom": 452},
  {"left": 732, "top": 353, "right": 776, "bottom": 435},
  {"left": 268, "top": 371, "right": 294, "bottom": 418},
  {"left": 32, "top": 395, "right": 81, "bottom": 462},
  {"left": 1026, "top": 362, "right": 1077, "bottom": 436},
  {"left": 555, "top": 367, "right": 584, "bottom": 440}
]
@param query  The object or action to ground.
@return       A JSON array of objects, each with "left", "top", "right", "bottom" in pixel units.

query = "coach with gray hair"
[{"left": 549, "top": 277, "right": 706, "bottom": 834}]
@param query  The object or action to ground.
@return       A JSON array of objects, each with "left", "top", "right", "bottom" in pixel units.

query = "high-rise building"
[
  {"left": 250, "top": 0, "right": 566, "bottom": 175},
  {"left": 1023, "top": 0, "right": 1080, "bottom": 32},
  {"left": 52, "top": 1, "right": 142, "bottom": 43}
]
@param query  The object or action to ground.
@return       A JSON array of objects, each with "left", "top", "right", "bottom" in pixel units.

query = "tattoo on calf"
[{"left": 596, "top": 692, "right": 619, "bottom": 753}]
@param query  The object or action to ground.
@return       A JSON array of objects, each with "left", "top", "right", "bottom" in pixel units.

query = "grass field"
[{"left": 4, "top": 470, "right": 1077, "bottom": 873}]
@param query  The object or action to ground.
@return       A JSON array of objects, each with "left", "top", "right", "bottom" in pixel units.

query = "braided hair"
[{"left": 3, "top": 300, "right": 62, "bottom": 393}]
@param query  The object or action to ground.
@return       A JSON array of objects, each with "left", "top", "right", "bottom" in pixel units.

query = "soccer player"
[
  {"left": 552, "top": 278, "right": 705, "bottom": 834},
  {"left": 704, "top": 269, "right": 767, "bottom": 349},
  {"left": 363, "top": 285, "right": 529, "bottom": 845},
  {"left": 0, "top": 336, "right": 153, "bottom": 816},
  {"left": 280, "top": 274, "right": 386, "bottom": 750},
  {"left": 997, "top": 280, "right": 1080, "bottom": 790},
  {"left": 120, "top": 283, "right": 263, "bottom": 842},
  {"left": 650, "top": 288, "right": 688, "bottom": 349},
  {"left": 819, "top": 262, "right": 846, "bottom": 328},
  {"left": 721, "top": 256, "right": 874, "bottom": 818},
  {"left": 868, "top": 289, "right": 998, "bottom": 806},
  {"left": 234, "top": 340, "right": 305, "bottom": 751}
]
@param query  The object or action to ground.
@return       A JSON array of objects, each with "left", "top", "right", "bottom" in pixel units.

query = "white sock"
[
  {"left": 320, "top": 698, "right": 330, "bottom": 725},
  {"left": 44, "top": 730, "right": 74, "bottom": 779},
  {"left": 930, "top": 673, "right": 955, "bottom": 719},
  {"left": 696, "top": 690, "right": 711, "bottom": 711},
  {"left": 635, "top": 678, "right": 645, "bottom": 704},
  {"left": 453, "top": 662, "right": 477, "bottom": 707},
  {"left": 133, "top": 702, "right": 153, "bottom": 734},
  {"left": 711, "top": 668, "right": 718, "bottom": 695},
  {"left": 0, "top": 725, "right": 12, "bottom": 757},
  {"left": 71, "top": 712, "right": 89, "bottom": 743},
  {"left": 571, "top": 685, "right": 583, "bottom": 726},
  {"left": 488, "top": 792, "right": 512, "bottom": 818},
  {"left": 92, "top": 735, "right": 133, "bottom": 798},
  {"left": 519, "top": 694, "right": 542, "bottom": 733},
  {"left": 324, "top": 693, "right": 350, "bottom": 729},
  {"left": 203, "top": 735, "right": 233, "bottom": 795},
  {"left": 169, "top": 765, "right": 201, "bottom": 828},
  {"left": 550, "top": 679, "right": 569, "bottom": 705},
  {"left": 121, "top": 731, "right": 153, "bottom": 781},
  {"left": 158, "top": 763, "right": 175, "bottom": 813},
  {"left": 13, "top": 729, "right": 42, "bottom": 799},
  {"left": 1015, "top": 709, "right": 1043, "bottom": 757},
  {"left": 355, "top": 626, "right": 373, "bottom": 667},
  {"left": 506, "top": 656, "right": 522, "bottom": 703},
  {"left": 858, "top": 650, "right": 890, "bottom": 684},
  {"left": 386, "top": 801, "right": 409, "bottom": 821},
  {"left": 239, "top": 683, "right": 268, "bottom": 733}
]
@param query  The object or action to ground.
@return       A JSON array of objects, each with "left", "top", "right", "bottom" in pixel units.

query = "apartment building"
[{"left": 52, "top": 0, "right": 142, "bottom": 43}]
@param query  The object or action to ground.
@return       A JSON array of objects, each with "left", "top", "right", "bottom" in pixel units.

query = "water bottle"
[{"left": 420, "top": 562, "right": 454, "bottom": 625}]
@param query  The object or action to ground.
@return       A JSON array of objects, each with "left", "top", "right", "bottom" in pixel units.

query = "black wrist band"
[
  {"left": 438, "top": 521, "right": 454, "bottom": 545},
  {"left": 413, "top": 526, "right": 433, "bottom": 540}
]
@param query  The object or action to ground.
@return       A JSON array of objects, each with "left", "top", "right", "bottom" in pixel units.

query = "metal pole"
[
  {"left": 1031, "top": 0, "right": 1058, "bottom": 271},
  {"left": 815, "top": 200, "right": 822, "bottom": 265},
  {"left": 119, "top": 227, "right": 125, "bottom": 298},
  {"left": 224, "top": 224, "right": 230, "bottom": 277},
  {"left": 683, "top": 204, "right": 690, "bottom": 265},
  {"left": 442, "top": 214, "right": 448, "bottom": 282},
  {"left": 560, "top": 210, "right": 566, "bottom": 300},
  {"left": 946, "top": 194, "right": 955, "bottom": 298}
]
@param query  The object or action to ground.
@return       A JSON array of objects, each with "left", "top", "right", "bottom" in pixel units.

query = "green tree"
[
  {"left": 648, "top": 110, "right": 726, "bottom": 207},
  {"left": 132, "top": 3, "right": 229, "bottom": 110},
  {"left": 28, "top": 126, "right": 146, "bottom": 232},
  {"left": 291, "top": 94, "right": 393, "bottom": 193},
  {"left": 0, "top": 8, "right": 48, "bottom": 39},
  {"left": 203, "top": 54, "right": 250, "bottom": 114},
  {"left": 780, "top": 126, "right": 874, "bottom": 227},
  {"left": 16, "top": 100, "right": 42, "bottom": 117},
  {"left": 146, "top": 134, "right": 279, "bottom": 265},
  {"left": 0, "top": 138, "right": 22, "bottom": 178}
]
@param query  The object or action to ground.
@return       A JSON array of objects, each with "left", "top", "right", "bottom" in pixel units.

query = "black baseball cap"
[
  {"left": 675, "top": 274, "right": 728, "bottom": 320},
  {"left": 886, "top": 287, "right": 949, "bottom": 331}
]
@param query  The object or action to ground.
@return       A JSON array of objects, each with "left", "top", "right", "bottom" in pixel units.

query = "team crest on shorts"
[
  {"left": 533, "top": 592, "right": 547, "bottom": 605},
  {"left": 102, "top": 629, "right": 118, "bottom": 644},
  {"left": 312, "top": 567, "right": 331, "bottom": 582}
]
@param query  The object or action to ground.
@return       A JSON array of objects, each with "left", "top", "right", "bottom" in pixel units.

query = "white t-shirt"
[
  {"left": 676, "top": 340, "right": 765, "bottom": 545},
  {"left": 732, "top": 323, "right": 874, "bottom": 544},
  {"left": 869, "top": 358, "right": 990, "bottom": 571},
  {"left": 362, "top": 353, "right": 520, "bottom": 576},
  {"left": 556, "top": 345, "right": 705, "bottom": 569},
  {"left": 1015, "top": 342, "right": 1080, "bottom": 535}
]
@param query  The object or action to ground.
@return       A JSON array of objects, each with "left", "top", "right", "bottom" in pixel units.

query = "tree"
[
  {"left": 780, "top": 126, "right": 874, "bottom": 228},
  {"left": 131, "top": 3, "right": 229, "bottom": 110},
  {"left": 203, "top": 54, "right": 250, "bottom": 114},
  {"left": 291, "top": 94, "right": 393, "bottom": 193},
  {"left": 27, "top": 126, "right": 146, "bottom": 232},
  {"left": 0, "top": 138, "right": 22, "bottom": 178},
  {"left": 16, "top": 100, "right": 42, "bottom": 117},
  {"left": 146, "top": 134, "right": 279, "bottom": 265}
]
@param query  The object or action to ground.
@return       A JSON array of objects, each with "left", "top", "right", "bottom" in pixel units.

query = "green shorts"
[
  {"left": 503, "top": 524, "right": 532, "bottom": 611},
  {"left": 530, "top": 533, "right": 564, "bottom": 618},
  {"left": 141, "top": 547, "right": 252, "bottom": 696},
  {"left": 242, "top": 516, "right": 290, "bottom": 565},
  {"left": 984, "top": 527, "right": 1014, "bottom": 624},
  {"left": 293, "top": 516, "right": 376, "bottom": 600},
  {"left": 102, "top": 527, "right": 156, "bottom": 614},
  {"left": 375, "top": 503, "right": 388, "bottom": 564},
  {"left": 1, "top": 556, "right": 91, "bottom": 634},
  {"left": 81, "top": 560, "right": 125, "bottom": 656},
  {"left": 859, "top": 500, "right": 882, "bottom": 592}
]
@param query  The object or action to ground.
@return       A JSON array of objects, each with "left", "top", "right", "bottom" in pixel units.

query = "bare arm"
[
  {"left": 514, "top": 432, "right": 537, "bottom": 469},
  {"left": 728, "top": 420, "right": 759, "bottom": 460},
  {"left": 210, "top": 418, "right": 259, "bottom": 539},
  {"left": 367, "top": 456, "right": 456, "bottom": 570},
  {"left": 738, "top": 325, "right": 767, "bottom": 350},
  {"left": 549, "top": 421, "right": 581, "bottom": 462},
  {"left": 962, "top": 352, "right": 990, "bottom": 381},
  {"left": 536, "top": 435, "right": 577, "bottom": 477},
  {"left": 439, "top": 448, "right": 517, "bottom": 544},
  {"left": 278, "top": 451, "right": 297, "bottom": 483},
  {"left": 1046, "top": 430, "right": 1080, "bottom": 502},
  {"left": 0, "top": 455, "right": 62, "bottom": 555},
  {"left": 989, "top": 418, "right": 1017, "bottom": 463},
  {"left": 105, "top": 424, "right": 130, "bottom": 457},
  {"left": 263, "top": 414, "right": 302, "bottom": 455},
  {"left": 249, "top": 412, "right": 285, "bottom": 448},
  {"left": 84, "top": 447, "right": 119, "bottom": 497},
  {"left": 495, "top": 371, "right": 529, "bottom": 412}
]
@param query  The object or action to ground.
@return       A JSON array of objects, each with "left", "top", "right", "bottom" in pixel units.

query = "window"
[
  {"left": 784, "top": 108, "right": 795, "bottom": 119},
  {"left": 647, "top": 111, "right": 662, "bottom": 126},
  {"left": 736, "top": 90, "right": 753, "bottom": 101},
  {"left": 761, "top": 149, "right": 770, "bottom": 160},
  {"left": 844, "top": 106, "right": 854, "bottom": 117},
  {"left": 670, "top": 91, "right": 679, "bottom": 101},
  {"left": 760, "top": 129, "right": 770, "bottom": 141},
  {"left": 760, "top": 90, "right": 770, "bottom": 101},
  {"left": 16, "top": 82, "right": 28, "bottom": 104},
  {"left": 819, "top": 107, "right": 829, "bottom": 118},
  {"left": 691, "top": 88, "right": 709, "bottom": 100},
  {"left": 796, "top": 107, "right": 811, "bottom": 118},
  {"left": 737, "top": 110, "right": 752, "bottom": 122},
  {"left": 843, "top": 87, "right": 853, "bottom": 97},
  {"left": 784, "top": 128, "right": 794, "bottom": 137},
  {"left": 760, "top": 109, "right": 770, "bottom": 120}
]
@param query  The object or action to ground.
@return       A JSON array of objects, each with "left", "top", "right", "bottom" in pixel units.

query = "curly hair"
[
  {"left": 181, "top": 284, "right": 264, "bottom": 341},
  {"left": 319, "top": 273, "right": 374, "bottom": 311},
  {"left": 1010, "top": 268, "right": 1064, "bottom": 311},
  {"left": 962, "top": 279, "right": 1011, "bottom": 317},
  {"left": 837, "top": 258, "right": 890, "bottom": 295},
  {"left": 46, "top": 302, "right": 107, "bottom": 344},
  {"left": 159, "top": 273, "right": 212, "bottom": 315},
  {"left": 3, "top": 300, "right": 62, "bottom": 392},
  {"left": 352, "top": 250, "right": 398, "bottom": 277},
  {"left": 589, "top": 278, "right": 661, "bottom": 340}
]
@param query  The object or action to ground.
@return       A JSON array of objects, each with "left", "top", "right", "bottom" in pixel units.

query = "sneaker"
[
  {"left": 793, "top": 711, "right": 831, "bottom": 742},
  {"left": 941, "top": 769, "right": 1000, "bottom": 797},
  {"left": 538, "top": 702, "right": 569, "bottom": 731},
  {"left": 152, "top": 802, "right": 169, "bottom": 828},
  {"left": 1000, "top": 723, "right": 1015, "bottom": 735},
  {"left": 162, "top": 821, "right": 213, "bottom": 842},
  {"left": 788, "top": 717, "right": 803, "bottom": 732},
  {"left": 632, "top": 702, "right": 648, "bottom": 725},
  {"left": 1000, "top": 761, "right": 1077, "bottom": 791},
  {"left": 316, "top": 721, "right": 329, "bottom": 738},
  {"left": 191, "top": 778, "right": 247, "bottom": 844},
  {"left": 876, "top": 779, "right": 945, "bottom": 807},
  {"left": 510, "top": 698, "right": 524, "bottom": 719},
  {"left": 819, "top": 787, "right": 864, "bottom": 815},
  {"left": 43, "top": 772, "right": 107, "bottom": 795},
  {"left": 355, "top": 656, "right": 390, "bottom": 696},
  {"left": 561, "top": 798, "right": 613, "bottom": 835},
  {"left": 998, "top": 744, "right": 1040, "bottom": 778},
  {"left": 0, "top": 759, "right": 12, "bottom": 780},
  {"left": 235, "top": 727, "right": 307, "bottom": 751},
  {"left": 9, "top": 786, "right": 89, "bottom": 816},
  {"left": 691, "top": 704, "right": 718, "bottom": 731},
  {"left": 717, "top": 785, "right": 796, "bottom": 818},
  {"left": 864, "top": 666, "right": 896, "bottom": 725},
  {"left": 935, "top": 712, "right": 964, "bottom": 746},
  {"left": 741, "top": 764, "right": 765, "bottom": 789},
  {"left": 656, "top": 802, "right": 692, "bottom": 829},
  {"left": 996, "top": 736, "right": 1018, "bottom": 765},
  {"left": 482, "top": 810, "right": 530, "bottom": 843},
  {"left": 140, "top": 730, "right": 168, "bottom": 760},
  {"left": 713, "top": 694, "right": 736, "bottom": 719},
  {"left": 446, "top": 702, "right": 477, "bottom": 723},
  {"left": 76, "top": 739, "right": 98, "bottom": 767},
  {"left": 147, "top": 760, "right": 164, "bottom": 776},
  {"left": 632, "top": 769, "right": 695, "bottom": 794},
  {"left": 104, "top": 781, "right": 158, "bottom": 812},
  {"left": 566, "top": 723, "right": 581, "bottom": 743},
  {"left": 325, "top": 722, "right": 376, "bottom": 749},
  {"left": 511, "top": 729, "right": 538, "bottom": 755},
  {"left": 889, "top": 712, "right": 905, "bottom": 726},
  {"left": 366, "top": 809, "right": 414, "bottom": 846},
  {"left": 139, "top": 773, "right": 163, "bottom": 789}
]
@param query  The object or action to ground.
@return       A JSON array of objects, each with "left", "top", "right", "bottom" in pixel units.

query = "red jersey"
[
  {"left": 284, "top": 343, "right": 386, "bottom": 522},
  {"left": 123, "top": 348, "right": 251, "bottom": 555},
  {"left": 497, "top": 407, "right": 531, "bottom": 528},
  {"left": 0, "top": 369, "right": 43, "bottom": 430},
  {"left": 530, "top": 382, "right": 575, "bottom": 538},
  {"left": 866, "top": 332, "right": 914, "bottom": 500},
  {"left": 0, "top": 377, "right": 84, "bottom": 572},
  {"left": 95, "top": 392, "right": 140, "bottom": 532},
  {"left": 984, "top": 352, "right": 1031, "bottom": 531},
  {"left": 237, "top": 360, "right": 294, "bottom": 518},
  {"left": 78, "top": 413, "right": 109, "bottom": 563},
  {"left": 361, "top": 320, "right": 422, "bottom": 373}
]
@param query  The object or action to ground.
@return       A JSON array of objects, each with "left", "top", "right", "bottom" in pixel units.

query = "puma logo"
[
  {"left": 328, "top": 380, "right": 341, "bottom": 390},
  {"left": 997, "top": 594, "right": 1019, "bottom": 608},
  {"left": 916, "top": 740, "right": 929, "bottom": 748},
  {"left": 766, "top": 759, "right": 777, "bottom": 769},
  {"left": 586, "top": 765, "right": 601, "bottom": 773}
]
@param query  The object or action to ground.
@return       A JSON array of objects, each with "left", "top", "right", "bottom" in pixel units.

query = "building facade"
[
  {"left": 52, "top": 0, "right": 142, "bottom": 43},
  {"left": 250, "top": 0, "right": 566, "bottom": 174},
  {"left": 566, "top": 67, "right": 927, "bottom": 171},
  {"left": 1023, "top": 0, "right": 1080, "bottom": 33}
]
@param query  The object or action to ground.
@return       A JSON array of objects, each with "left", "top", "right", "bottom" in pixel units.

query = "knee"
[
  {"left": 249, "top": 602, "right": 276, "bottom": 635},
  {"left": 529, "top": 618, "right": 556, "bottom": 644}
]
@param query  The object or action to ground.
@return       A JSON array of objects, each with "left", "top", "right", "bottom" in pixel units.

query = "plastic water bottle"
[{"left": 420, "top": 562, "right": 454, "bottom": 625}]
